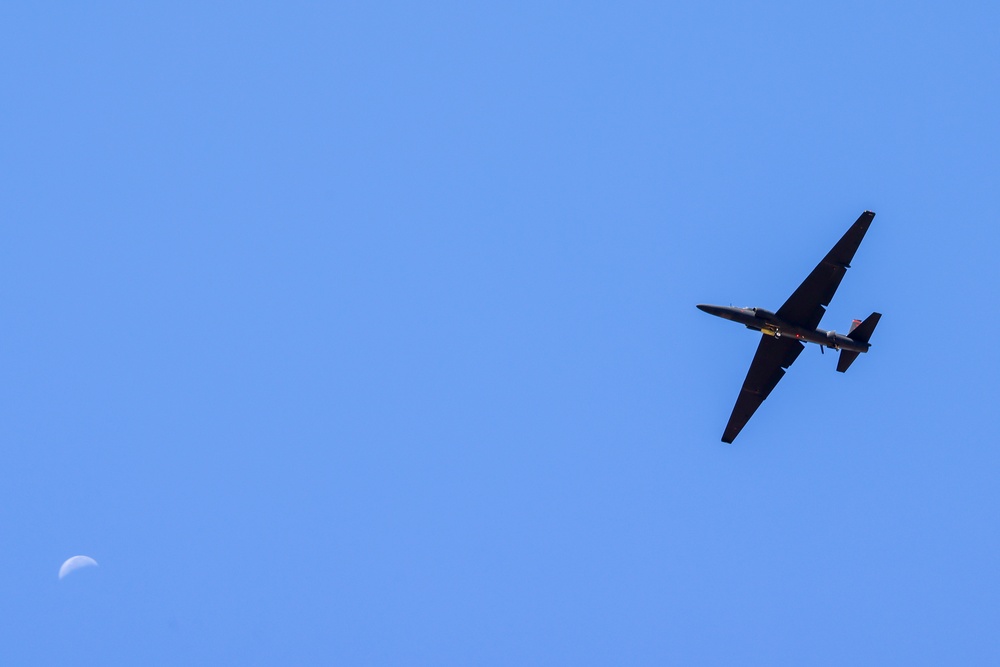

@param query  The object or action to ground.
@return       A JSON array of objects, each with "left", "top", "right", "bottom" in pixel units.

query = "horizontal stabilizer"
[
  {"left": 837, "top": 312, "right": 881, "bottom": 372},
  {"left": 837, "top": 350, "right": 860, "bottom": 373},
  {"left": 848, "top": 312, "right": 881, "bottom": 344}
]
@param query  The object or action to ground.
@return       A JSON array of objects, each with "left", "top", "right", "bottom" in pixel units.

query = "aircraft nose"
[{"left": 698, "top": 304, "right": 734, "bottom": 319}]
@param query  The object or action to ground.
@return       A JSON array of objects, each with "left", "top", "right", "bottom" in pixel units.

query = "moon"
[{"left": 59, "top": 555, "right": 99, "bottom": 580}]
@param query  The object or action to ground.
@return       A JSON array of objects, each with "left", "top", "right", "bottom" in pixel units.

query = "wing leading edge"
[
  {"left": 722, "top": 335, "right": 804, "bottom": 443},
  {"left": 775, "top": 211, "right": 875, "bottom": 329}
]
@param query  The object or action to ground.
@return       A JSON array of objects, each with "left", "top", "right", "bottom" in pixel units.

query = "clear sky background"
[{"left": 2, "top": 3, "right": 999, "bottom": 665}]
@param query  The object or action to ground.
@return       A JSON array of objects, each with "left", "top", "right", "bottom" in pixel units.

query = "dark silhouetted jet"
[{"left": 698, "top": 211, "right": 881, "bottom": 443}]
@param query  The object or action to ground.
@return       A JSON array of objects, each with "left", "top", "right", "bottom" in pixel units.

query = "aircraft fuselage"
[{"left": 696, "top": 304, "right": 870, "bottom": 353}]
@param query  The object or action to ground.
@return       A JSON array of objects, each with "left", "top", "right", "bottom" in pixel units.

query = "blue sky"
[{"left": 2, "top": 2, "right": 999, "bottom": 664}]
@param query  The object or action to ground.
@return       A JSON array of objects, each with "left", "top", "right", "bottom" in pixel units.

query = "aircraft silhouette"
[{"left": 698, "top": 211, "right": 881, "bottom": 443}]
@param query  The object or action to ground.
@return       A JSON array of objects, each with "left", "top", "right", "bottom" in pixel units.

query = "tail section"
[
  {"left": 836, "top": 350, "right": 860, "bottom": 373},
  {"left": 836, "top": 312, "right": 881, "bottom": 373},
  {"left": 848, "top": 312, "right": 881, "bottom": 344}
]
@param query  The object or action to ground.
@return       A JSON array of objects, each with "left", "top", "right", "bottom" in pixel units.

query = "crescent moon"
[{"left": 59, "top": 555, "right": 99, "bottom": 580}]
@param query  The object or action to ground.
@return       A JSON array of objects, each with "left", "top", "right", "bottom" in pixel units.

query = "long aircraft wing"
[
  {"left": 775, "top": 211, "right": 875, "bottom": 329},
  {"left": 722, "top": 335, "right": 804, "bottom": 443}
]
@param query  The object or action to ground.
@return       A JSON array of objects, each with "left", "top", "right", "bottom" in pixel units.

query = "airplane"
[{"left": 697, "top": 210, "right": 881, "bottom": 443}]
